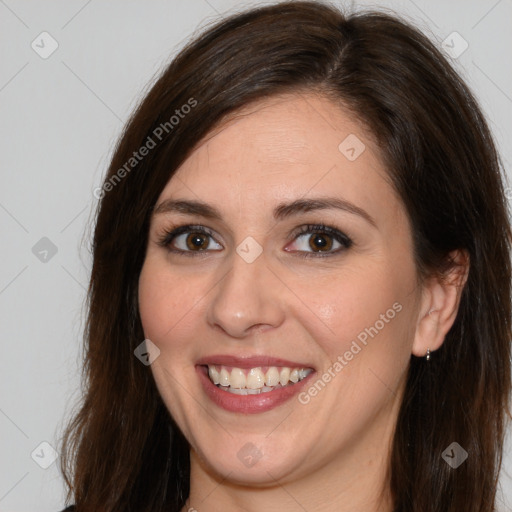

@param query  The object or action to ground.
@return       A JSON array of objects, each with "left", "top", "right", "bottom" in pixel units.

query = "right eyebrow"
[{"left": 152, "top": 199, "right": 222, "bottom": 220}]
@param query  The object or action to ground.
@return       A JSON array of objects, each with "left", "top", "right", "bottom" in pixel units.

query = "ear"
[{"left": 412, "top": 249, "right": 470, "bottom": 358}]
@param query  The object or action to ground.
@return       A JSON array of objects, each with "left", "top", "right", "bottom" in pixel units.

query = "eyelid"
[
  {"left": 156, "top": 224, "right": 220, "bottom": 254},
  {"left": 288, "top": 223, "right": 352, "bottom": 245},
  {"left": 285, "top": 223, "right": 353, "bottom": 258},
  {"left": 156, "top": 222, "right": 353, "bottom": 257}
]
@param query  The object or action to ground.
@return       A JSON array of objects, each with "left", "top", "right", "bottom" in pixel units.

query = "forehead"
[
  {"left": 157, "top": 92, "right": 403, "bottom": 226},
  {"left": 182, "top": 93, "right": 373, "bottom": 172}
]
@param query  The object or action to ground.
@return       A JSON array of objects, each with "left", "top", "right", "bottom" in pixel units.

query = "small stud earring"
[
  {"left": 426, "top": 348, "right": 431, "bottom": 361},
  {"left": 428, "top": 308, "right": 437, "bottom": 316}
]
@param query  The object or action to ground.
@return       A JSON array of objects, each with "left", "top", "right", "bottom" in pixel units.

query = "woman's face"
[{"left": 138, "top": 93, "right": 423, "bottom": 488}]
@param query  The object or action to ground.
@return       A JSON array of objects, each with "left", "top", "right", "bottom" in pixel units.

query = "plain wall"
[{"left": 1, "top": 0, "right": 511, "bottom": 510}]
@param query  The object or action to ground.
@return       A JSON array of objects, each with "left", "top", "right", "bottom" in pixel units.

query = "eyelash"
[{"left": 156, "top": 223, "right": 353, "bottom": 258}]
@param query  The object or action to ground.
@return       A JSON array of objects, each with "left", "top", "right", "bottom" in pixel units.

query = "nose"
[{"left": 206, "top": 247, "right": 285, "bottom": 339}]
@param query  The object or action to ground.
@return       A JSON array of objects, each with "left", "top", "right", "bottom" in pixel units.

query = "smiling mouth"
[{"left": 204, "top": 364, "right": 314, "bottom": 395}]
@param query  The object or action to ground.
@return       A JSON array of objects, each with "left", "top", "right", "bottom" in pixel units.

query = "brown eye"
[
  {"left": 158, "top": 225, "right": 223, "bottom": 255},
  {"left": 286, "top": 223, "right": 353, "bottom": 257},
  {"left": 308, "top": 233, "right": 333, "bottom": 252},
  {"left": 186, "top": 232, "right": 210, "bottom": 250}
]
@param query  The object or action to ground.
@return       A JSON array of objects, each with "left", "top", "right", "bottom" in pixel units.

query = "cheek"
[
  {"left": 138, "top": 257, "right": 199, "bottom": 349},
  {"left": 292, "top": 264, "right": 415, "bottom": 421},
  {"left": 295, "top": 264, "right": 414, "bottom": 418},
  {"left": 138, "top": 258, "right": 206, "bottom": 423},
  {"left": 329, "top": 265, "right": 415, "bottom": 395},
  {"left": 290, "top": 259, "right": 409, "bottom": 360}
]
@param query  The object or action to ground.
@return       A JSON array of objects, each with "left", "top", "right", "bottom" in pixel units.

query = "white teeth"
[
  {"left": 206, "top": 364, "right": 313, "bottom": 390},
  {"left": 265, "top": 367, "right": 280, "bottom": 387},
  {"left": 227, "top": 387, "right": 246, "bottom": 395},
  {"left": 246, "top": 368, "right": 265, "bottom": 389},
  {"left": 226, "top": 385, "right": 277, "bottom": 395},
  {"left": 230, "top": 368, "right": 246, "bottom": 389},
  {"left": 219, "top": 368, "right": 230, "bottom": 387},
  {"left": 298, "top": 368, "right": 309, "bottom": 380},
  {"left": 279, "top": 367, "right": 290, "bottom": 386},
  {"left": 208, "top": 366, "right": 220, "bottom": 385}
]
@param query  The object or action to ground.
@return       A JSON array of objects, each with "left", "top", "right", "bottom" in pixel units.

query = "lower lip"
[{"left": 196, "top": 365, "right": 315, "bottom": 414}]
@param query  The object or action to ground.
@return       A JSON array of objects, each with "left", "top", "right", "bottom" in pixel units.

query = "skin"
[{"left": 138, "top": 92, "right": 468, "bottom": 512}]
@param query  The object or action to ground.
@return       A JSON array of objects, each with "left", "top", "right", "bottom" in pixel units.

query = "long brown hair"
[{"left": 60, "top": 2, "right": 512, "bottom": 511}]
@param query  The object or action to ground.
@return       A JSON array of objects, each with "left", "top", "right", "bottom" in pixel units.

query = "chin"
[{"left": 191, "top": 430, "right": 311, "bottom": 486}]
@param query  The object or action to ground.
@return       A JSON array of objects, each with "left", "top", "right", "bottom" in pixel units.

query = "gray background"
[{"left": 1, "top": 1, "right": 511, "bottom": 511}]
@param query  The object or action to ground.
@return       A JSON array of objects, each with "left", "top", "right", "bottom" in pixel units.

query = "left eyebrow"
[
  {"left": 273, "top": 197, "right": 377, "bottom": 228},
  {"left": 152, "top": 196, "right": 377, "bottom": 228}
]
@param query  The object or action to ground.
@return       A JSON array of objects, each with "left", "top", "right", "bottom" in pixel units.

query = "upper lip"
[{"left": 196, "top": 354, "right": 315, "bottom": 369}]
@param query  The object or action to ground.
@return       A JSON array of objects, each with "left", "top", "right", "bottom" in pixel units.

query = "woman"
[{"left": 60, "top": 1, "right": 512, "bottom": 511}]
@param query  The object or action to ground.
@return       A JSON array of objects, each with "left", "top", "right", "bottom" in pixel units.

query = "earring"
[
  {"left": 426, "top": 348, "right": 431, "bottom": 361},
  {"left": 428, "top": 308, "right": 437, "bottom": 316}
]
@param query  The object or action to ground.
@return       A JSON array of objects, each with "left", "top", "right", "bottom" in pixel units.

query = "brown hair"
[{"left": 60, "top": 2, "right": 512, "bottom": 511}]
